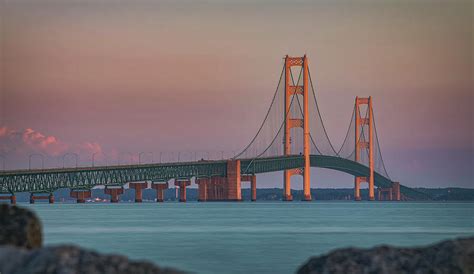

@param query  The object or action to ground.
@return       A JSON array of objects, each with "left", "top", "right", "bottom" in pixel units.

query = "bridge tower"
[
  {"left": 283, "top": 55, "right": 311, "bottom": 201},
  {"left": 354, "top": 96, "right": 374, "bottom": 201}
]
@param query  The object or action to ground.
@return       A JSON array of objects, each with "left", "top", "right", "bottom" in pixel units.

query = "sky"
[{"left": 0, "top": 0, "right": 472, "bottom": 188}]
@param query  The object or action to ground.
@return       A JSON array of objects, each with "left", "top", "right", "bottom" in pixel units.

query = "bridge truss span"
[{"left": 0, "top": 161, "right": 227, "bottom": 194}]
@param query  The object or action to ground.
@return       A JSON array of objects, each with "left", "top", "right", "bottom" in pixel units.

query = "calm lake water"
[{"left": 25, "top": 202, "right": 474, "bottom": 274}]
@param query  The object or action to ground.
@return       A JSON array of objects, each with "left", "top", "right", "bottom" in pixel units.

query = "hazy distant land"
[{"left": 6, "top": 187, "right": 474, "bottom": 203}]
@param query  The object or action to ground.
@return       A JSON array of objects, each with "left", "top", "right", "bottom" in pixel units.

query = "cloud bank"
[{"left": 0, "top": 127, "right": 103, "bottom": 168}]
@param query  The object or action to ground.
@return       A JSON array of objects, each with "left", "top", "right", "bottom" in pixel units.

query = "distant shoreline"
[{"left": 4, "top": 187, "right": 473, "bottom": 202}]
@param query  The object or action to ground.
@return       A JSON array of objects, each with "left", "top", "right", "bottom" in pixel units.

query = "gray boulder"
[
  {"left": 0, "top": 245, "right": 183, "bottom": 274},
  {"left": 0, "top": 204, "right": 184, "bottom": 274},
  {"left": 297, "top": 237, "right": 474, "bottom": 274},
  {"left": 0, "top": 204, "right": 42, "bottom": 249}
]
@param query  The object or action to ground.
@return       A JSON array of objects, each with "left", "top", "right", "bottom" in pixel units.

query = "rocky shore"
[
  {"left": 0, "top": 245, "right": 184, "bottom": 274},
  {"left": 297, "top": 237, "right": 474, "bottom": 274},
  {"left": 0, "top": 204, "right": 183, "bottom": 274}
]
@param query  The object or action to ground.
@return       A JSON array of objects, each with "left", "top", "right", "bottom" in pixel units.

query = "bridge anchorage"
[{"left": 0, "top": 55, "right": 425, "bottom": 203}]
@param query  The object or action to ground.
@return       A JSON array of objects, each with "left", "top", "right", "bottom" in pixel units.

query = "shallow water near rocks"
[{"left": 25, "top": 202, "right": 474, "bottom": 274}]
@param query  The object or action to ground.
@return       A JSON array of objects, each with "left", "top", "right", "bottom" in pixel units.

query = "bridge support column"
[
  {"left": 302, "top": 56, "right": 311, "bottom": 202},
  {"left": 152, "top": 182, "right": 168, "bottom": 202},
  {"left": 392, "top": 182, "right": 401, "bottom": 201},
  {"left": 0, "top": 194, "right": 16, "bottom": 204},
  {"left": 207, "top": 179, "right": 215, "bottom": 200},
  {"left": 377, "top": 182, "right": 401, "bottom": 201},
  {"left": 174, "top": 180, "right": 191, "bottom": 202},
  {"left": 206, "top": 177, "right": 226, "bottom": 201},
  {"left": 130, "top": 182, "right": 148, "bottom": 203},
  {"left": 70, "top": 190, "right": 91, "bottom": 203},
  {"left": 355, "top": 96, "right": 375, "bottom": 201},
  {"left": 377, "top": 188, "right": 393, "bottom": 201},
  {"left": 105, "top": 186, "right": 124, "bottom": 203},
  {"left": 226, "top": 160, "right": 242, "bottom": 201},
  {"left": 241, "top": 175, "right": 257, "bottom": 201},
  {"left": 196, "top": 178, "right": 208, "bottom": 202},
  {"left": 283, "top": 171, "right": 293, "bottom": 201},
  {"left": 251, "top": 175, "right": 257, "bottom": 201},
  {"left": 354, "top": 177, "right": 369, "bottom": 201},
  {"left": 29, "top": 193, "right": 54, "bottom": 204},
  {"left": 283, "top": 55, "right": 311, "bottom": 201},
  {"left": 220, "top": 177, "right": 226, "bottom": 200}
]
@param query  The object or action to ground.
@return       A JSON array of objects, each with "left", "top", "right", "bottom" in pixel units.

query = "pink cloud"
[
  {"left": 0, "top": 127, "right": 8, "bottom": 137},
  {"left": 0, "top": 126, "right": 102, "bottom": 158},
  {"left": 77, "top": 142, "right": 103, "bottom": 156}
]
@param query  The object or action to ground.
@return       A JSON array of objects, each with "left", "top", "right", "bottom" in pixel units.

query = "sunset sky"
[{"left": 0, "top": 0, "right": 472, "bottom": 188}]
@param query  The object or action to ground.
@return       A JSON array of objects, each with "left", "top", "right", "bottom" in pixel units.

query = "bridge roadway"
[{"left": 0, "top": 155, "right": 423, "bottom": 199}]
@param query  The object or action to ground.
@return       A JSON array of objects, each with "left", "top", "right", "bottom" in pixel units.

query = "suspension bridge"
[{"left": 0, "top": 55, "right": 422, "bottom": 204}]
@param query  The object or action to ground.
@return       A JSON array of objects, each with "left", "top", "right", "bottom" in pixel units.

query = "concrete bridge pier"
[
  {"left": 207, "top": 176, "right": 227, "bottom": 201},
  {"left": 392, "top": 182, "right": 401, "bottom": 201},
  {"left": 217, "top": 177, "right": 226, "bottom": 200},
  {"left": 70, "top": 190, "right": 92, "bottom": 203},
  {"left": 174, "top": 180, "right": 191, "bottom": 202},
  {"left": 29, "top": 193, "right": 54, "bottom": 204},
  {"left": 0, "top": 194, "right": 16, "bottom": 204},
  {"left": 207, "top": 178, "right": 216, "bottom": 200},
  {"left": 251, "top": 175, "right": 257, "bottom": 201},
  {"left": 226, "top": 160, "right": 242, "bottom": 201},
  {"left": 283, "top": 193, "right": 293, "bottom": 201},
  {"left": 207, "top": 177, "right": 215, "bottom": 200},
  {"left": 151, "top": 182, "right": 168, "bottom": 202},
  {"left": 241, "top": 175, "right": 257, "bottom": 201},
  {"left": 377, "top": 188, "right": 392, "bottom": 200},
  {"left": 377, "top": 182, "right": 401, "bottom": 201},
  {"left": 129, "top": 182, "right": 148, "bottom": 203},
  {"left": 196, "top": 178, "right": 208, "bottom": 202},
  {"left": 105, "top": 186, "right": 124, "bottom": 203}
]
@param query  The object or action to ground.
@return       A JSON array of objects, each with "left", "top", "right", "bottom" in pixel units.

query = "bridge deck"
[{"left": 0, "top": 155, "right": 425, "bottom": 199}]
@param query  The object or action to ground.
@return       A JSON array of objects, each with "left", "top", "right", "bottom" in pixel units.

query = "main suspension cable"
[
  {"left": 289, "top": 70, "right": 323, "bottom": 155},
  {"left": 233, "top": 65, "right": 285, "bottom": 159},
  {"left": 336, "top": 105, "right": 356, "bottom": 157},
  {"left": 241, "top": 67, "right": 304, "bottom": 174},
  {"left": 372, "top": 107, "right": 391, "bottom": 179},
  {"left": 308, "top": 68, "right": 339, "bottom": 155}
]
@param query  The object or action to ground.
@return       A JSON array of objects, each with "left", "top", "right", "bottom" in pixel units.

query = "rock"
[
  {"left": 0, "top": 204, "right": 184, "bottom": 273},
  {"left": 297, "top": 237, "right": 474, "bottom": 274},
  {"left": 0, "top": 204, "right": 42, "bottom": 249},
  {"left": 0, "top": 245, "right": 184, "bottom": 274}
]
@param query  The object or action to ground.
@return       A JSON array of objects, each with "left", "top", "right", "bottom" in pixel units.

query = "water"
[{"left": 25, "top": 202, "right": 474, "bottom": 274}]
